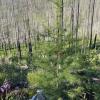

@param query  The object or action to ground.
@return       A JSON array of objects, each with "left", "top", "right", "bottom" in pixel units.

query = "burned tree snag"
[
  {"left": 17, "top": 40, "right": 22, "bottom": 60},
  {"left": 16, "top": 26, "right": 22, "bottom": 60},
  {"left": 91, "top": 34, "right": 97, "bottom": 49},
  {"left": 26, "top": 18, "right": 32, "bottom": 56},
  {"left": 89, "top": 0, "right": 95, "bottom": 49}
]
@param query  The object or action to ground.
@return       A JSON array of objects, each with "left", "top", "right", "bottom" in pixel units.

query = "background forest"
[{"left": 0, "top": 0, "right": 100, "bottom": 100}]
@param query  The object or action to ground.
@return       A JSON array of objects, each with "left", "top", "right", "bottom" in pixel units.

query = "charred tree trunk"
[
  {"left": 25, "top": 18, "right": 32, "bottom": 64},
  {"left": 26, "top": 19, "right": 32, "bottom": 56},
  {"left": 6, "top": 26, "right": 11, "bottom": 52},
  {"left": 89, "top": 0, "right": 95, "bottom": 49},
  {"left": 61, "top": 0, "right": 64, "bottom": 29},
  {"left": 17, "top": 40, "right": 22, "bottom": 60},
  {"left": 91, "top": 34, "right": 97, "bottom": 49},
  {"left": 85, "top": 90, "right": 94, "bottom": 100},
  {"left": 24, "top": 34, "right": 27, "bottom": 48},
  {"left": 75, "top": 0, "right": 80, "bottom": 54},
  {"left": 87, "top": 0, "right": 91, "bottom": 40},
  {"left": 2, "top": 35, "right": 7, "bottom": 56},
  {"left": 4, "top": 42, "right": 7, "bottom": 56},
  {"left": 71, "top": 0, "right": 75, "bottom": 49},
  {"left": 16, "top": 26, "right": 22, "bottom": 60}
]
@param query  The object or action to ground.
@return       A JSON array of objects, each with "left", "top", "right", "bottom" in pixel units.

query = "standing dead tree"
[
  {"left": 89, "top": 0, "right": 96, "bottom": 49},
  {"left": 70, "top": 0, "right": 75, "bottom": 48},
  {"left": 25, "top": 0, "right": 33, "bottom": 64},
  {"left": 75, "top": 0, "right": 80, "bottom": 54},
  {"left": 17, "top": 26, "right": 22, "bottom": 60},
  {"left": 87, "top": 0, "right": 92, "bottom": 40}
]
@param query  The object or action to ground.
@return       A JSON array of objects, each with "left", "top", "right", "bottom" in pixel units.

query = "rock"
[
  {"left": 92, "top": 78, "right": 100, "bottom": 83},
  {"left": 20, "top": 65, "right": 28, "bottom": 70},
  {"left": 31, "top": 89, "right": 47, "bottom": 100}
]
